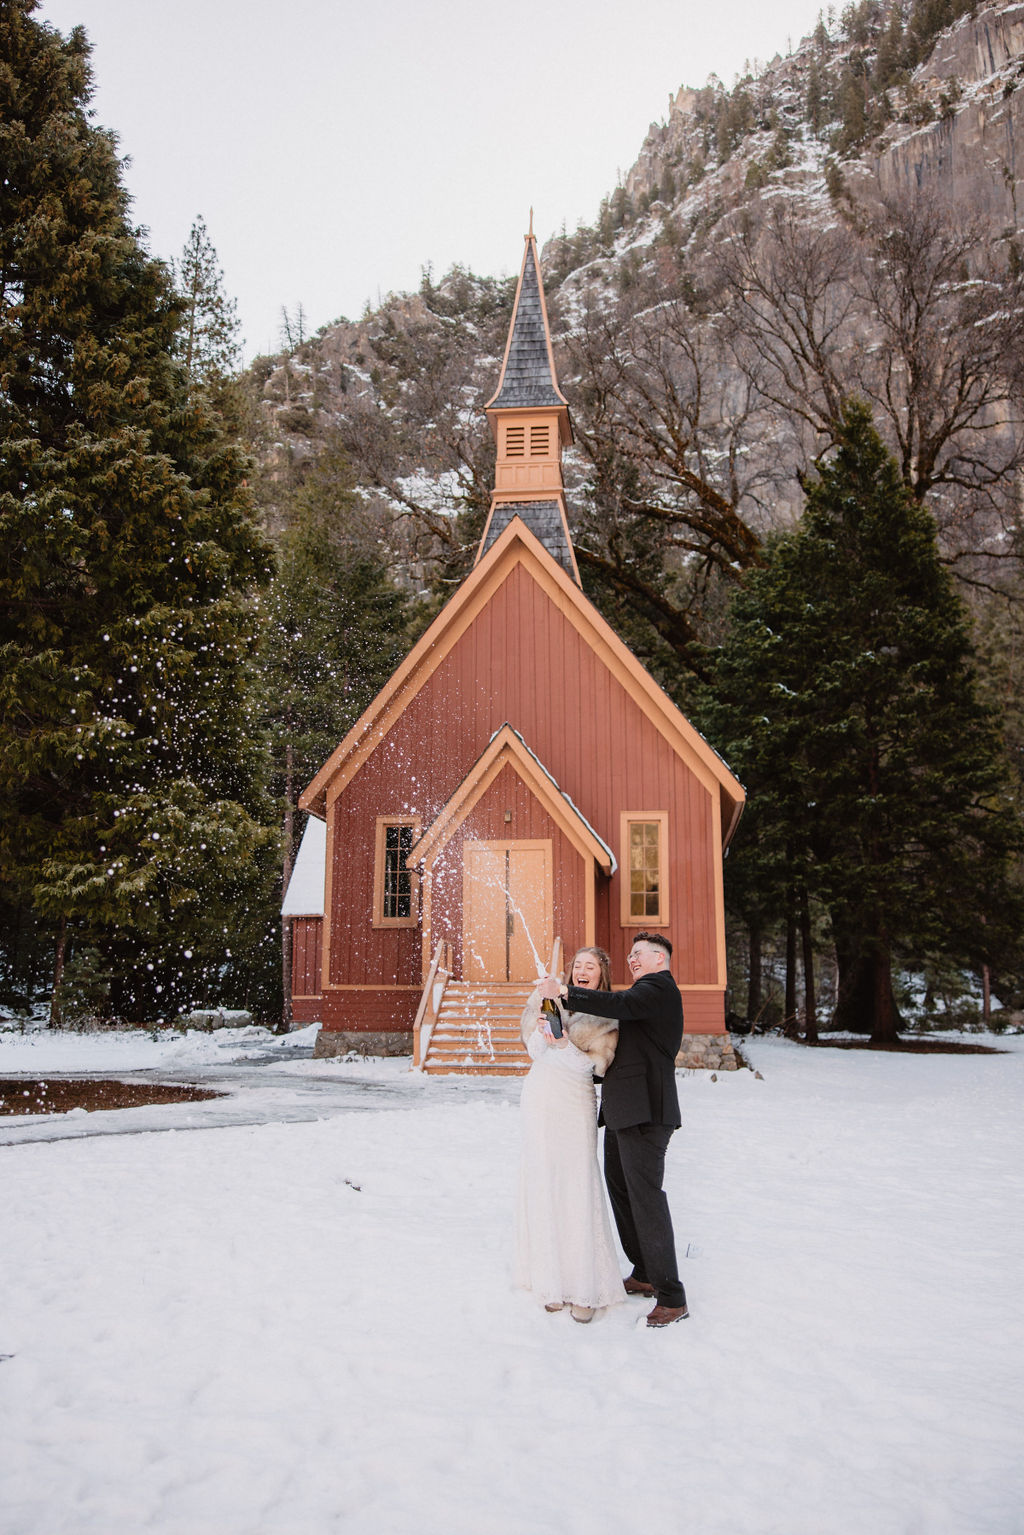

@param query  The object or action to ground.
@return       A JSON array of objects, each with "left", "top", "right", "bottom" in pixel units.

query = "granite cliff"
[{"left": 245, "top": 0, "right": 1024, "bottom": 668}]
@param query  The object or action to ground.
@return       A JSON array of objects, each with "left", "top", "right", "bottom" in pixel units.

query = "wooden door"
[{"left": 462, "top": 840, "right": 552, "bottom": 982}]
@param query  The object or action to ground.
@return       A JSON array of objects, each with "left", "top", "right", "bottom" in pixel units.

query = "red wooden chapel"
[{"left": 282, "top": 226, "right": 745, "bottom": 1071}]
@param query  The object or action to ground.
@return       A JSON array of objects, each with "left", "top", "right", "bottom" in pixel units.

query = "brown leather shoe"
[
  {"left": 646, "top": 1302, "right": 690, "bottom": 1326},
  {"left": 623, "top": 1277, "right": 656, "bottom": 1297}
]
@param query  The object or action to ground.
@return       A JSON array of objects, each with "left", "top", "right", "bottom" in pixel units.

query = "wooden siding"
[
  {"left": 321, "top": 989, "right": 419, "bottom": 1032},
  {"left": 679, "top": 988, "right": 727, "bottom": 1035},
  {"left": 291, "top": 917, "right": 323, "bottom": 999},
  {"left": 328, "top": 561, "right": 718, "bottom": 988},
  {"left": 327, "top": 795, "right": 423, "bottom": 988},
  {"left": 292, "top": 996, "right": 323, "bottom": 1025},
  {"left": 427, "top": 761, "right": 587, "bottom": 976}
]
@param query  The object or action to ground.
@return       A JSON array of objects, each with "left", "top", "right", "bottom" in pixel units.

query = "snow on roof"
[
  {"left": 488, "top": 723, "right": 618, "bottom": 874},
  {"left": 281, "top": 816, "right": 326, "bottom": 916}
]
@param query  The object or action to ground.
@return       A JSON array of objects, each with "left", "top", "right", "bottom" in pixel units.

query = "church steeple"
[{"left": 475, "top": 219, "right": 579, "bottom": 583}]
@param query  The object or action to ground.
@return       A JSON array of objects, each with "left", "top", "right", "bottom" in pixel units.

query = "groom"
[{"left": 538, "top": 932, "right": 688, "bottom": 1327}]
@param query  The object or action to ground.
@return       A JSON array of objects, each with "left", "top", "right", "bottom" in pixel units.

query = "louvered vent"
[
  {"left": 505, "top": 426, "right": 525, "bottom": 457},
  {"left": 529, "top": 425, "right": 550, "bottom": 456}
]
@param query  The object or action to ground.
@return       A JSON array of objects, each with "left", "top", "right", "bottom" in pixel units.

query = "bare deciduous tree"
[{"left": 717, "top": 197, "right": 1024, "bottom": 581}]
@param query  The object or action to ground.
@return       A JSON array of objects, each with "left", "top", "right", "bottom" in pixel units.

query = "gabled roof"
[
  {"left": 300, "top": 515, "right": 745, "bottom": 846},
  {"left": 485, "top": 232, "right": 569, "bottom": 411},
  {"left": 408, "top": 723, "right": 616, "bottom": 874}
]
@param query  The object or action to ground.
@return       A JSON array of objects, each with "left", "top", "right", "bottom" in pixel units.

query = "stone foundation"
[
  {"left": 313, "top": 1029, "right": 413, "bottom": 1059},
  {"left": 311, "top": 1027, "right": 739, "bottom": 1069},
  {"left": 675, "top": 1033, "right": 739, "bottom": 1071}
]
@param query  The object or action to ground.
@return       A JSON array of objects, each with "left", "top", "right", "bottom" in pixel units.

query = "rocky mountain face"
[
  {"left": 619, "top": 2, "right": 1024, "bottom": 225},
  {"left": 875, "top": 3, "right": 1024, "bottom": 214},
  {"left": 244, "top": 0, "right": 1024, "bottom": 684}
]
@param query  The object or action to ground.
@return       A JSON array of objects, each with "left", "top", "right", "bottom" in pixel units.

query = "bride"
[{"left": 514, "top": 946, "right": 624, "bottom": 1322}]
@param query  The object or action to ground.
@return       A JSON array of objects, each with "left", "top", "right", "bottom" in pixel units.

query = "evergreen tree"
[
  {"left": 0, "top": 2, "right": 275, "bottom": 1022},
  {"left": 702, "top": 402, "right": 1021, "bottom": 1043},
  {"left": 260, "top": 441, "right": 411, "bottom": 811},
  {"left": 174, "top": 215, "right": 241, "bottom": 404},
  {"left": 257, "top": 440, "right": 414, "bottom": 1022},
  {"left": 834, "top": 62, "right": 869, "bottom": 152},
  {"left": 905, "top": 0, "right": 975, "bottom": 66},
  {"left": 872, "top": 2, "right": 906, "bottom": 89}
]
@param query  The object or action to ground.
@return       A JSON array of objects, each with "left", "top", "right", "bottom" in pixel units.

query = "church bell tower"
[{"left": 476, "top": 215, "right": 580, "bottom": 584}]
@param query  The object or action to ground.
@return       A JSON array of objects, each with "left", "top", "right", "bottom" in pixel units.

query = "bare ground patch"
[{"left": 0, "top": 1078, "right": 226, "bottom": 1116}]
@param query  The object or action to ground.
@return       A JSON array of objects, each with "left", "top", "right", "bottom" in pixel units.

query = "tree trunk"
[
  {"left": 982, "top": 963, "right": 991, "bottom": 1024},
  {"left": 281, "top": 736, "right": 295, "bottom": 1033},
  {"left": 50, "top": 916, "right": 67, "bottom": 1029},
  {"left": 783, "top": 891, "right": 798, "bottom": 1038},
  {"left": 831, "top": 911, "right": 902, "bottom": 1040},
  {"left": 869, "top": 934, "right": 900, "bottom": 1045},
  {"left": 747, "top": 912, "right": 763, "bottom": 1024},
  {"left": 800, "top": 888, "right": 818, "bottom": 1044}
]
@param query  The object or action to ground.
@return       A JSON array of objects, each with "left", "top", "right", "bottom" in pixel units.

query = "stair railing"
[{"left": 412, "top": 938, "right": 450, "bottom": 1070}]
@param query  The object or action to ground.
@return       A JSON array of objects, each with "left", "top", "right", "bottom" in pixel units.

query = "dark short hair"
[{"left": 633, "top": 931, "right": 673, "bottom": 958}]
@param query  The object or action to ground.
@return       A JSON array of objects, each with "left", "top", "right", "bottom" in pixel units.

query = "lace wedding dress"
[{"left": 514, "top": 1024, "right": 625, "bottom": 1311}]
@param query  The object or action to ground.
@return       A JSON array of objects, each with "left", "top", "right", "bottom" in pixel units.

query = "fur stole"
[{"left": 520, "top": 985, "right": 619, "bottom": 1077}]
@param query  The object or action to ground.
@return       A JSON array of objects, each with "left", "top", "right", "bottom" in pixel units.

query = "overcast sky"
[{"left": 37, "top": 0, "right": 827, "bottom": 359}]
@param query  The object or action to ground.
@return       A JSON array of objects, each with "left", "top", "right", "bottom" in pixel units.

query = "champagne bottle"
[{"left": 541, "top": 995, "right": 563, "bottom": 1038}]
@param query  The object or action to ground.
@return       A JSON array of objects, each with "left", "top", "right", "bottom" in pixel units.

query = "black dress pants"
[{"left": 603, "top": 1122, "right": 686, "bottom": 1308}]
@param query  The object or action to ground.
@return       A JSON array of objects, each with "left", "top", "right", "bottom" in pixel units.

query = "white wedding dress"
[{"left": 514, "top": 1023, "right": 625, "bottom": 1311}]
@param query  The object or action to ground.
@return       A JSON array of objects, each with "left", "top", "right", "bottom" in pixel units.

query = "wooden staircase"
[
  {"left": 413, "top": 937, "right": 561, "bottom": 1076},
  {"left": 420, "top": 981, "right": 533, "bottom": 1075}
]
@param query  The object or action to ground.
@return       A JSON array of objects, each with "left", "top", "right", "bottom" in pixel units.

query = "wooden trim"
[
  {"left": 321, "top": 812, "right": 335, "bottom": 994},
  {"left": 412, "top": 939, "right": 448, "bottom": 1068},
  {"left": 408, "top": 724, "right": 612, "bottom": 874},
  {"left": 620, "top": 811, "right": 670, "bottom": 928},
  {"left": 372, "top": 816, "right": 421, "bottom": 928},
  {"left": 603, "top": 983, "right": 727, "bottom": 993},
  {"left": 421, "top": 869, "right": 433, "bottom": 982},
  {"left": 321, "top": 984, "right": 422, "bottom": 992},
  {"left": 300, "top": 519, "right": 745, "bottom": 824},
  {"left": 711, "top": 788, "right": 728, "bottom": 986}
]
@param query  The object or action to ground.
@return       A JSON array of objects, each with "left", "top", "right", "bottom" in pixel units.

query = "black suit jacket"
[{"left": 564, "top": 970, "right": 683, "bottom": 1131}]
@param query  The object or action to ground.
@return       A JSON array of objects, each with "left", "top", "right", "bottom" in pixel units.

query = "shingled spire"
[{"left": 476, "top": 218, "right": 579, "bottom": 583}]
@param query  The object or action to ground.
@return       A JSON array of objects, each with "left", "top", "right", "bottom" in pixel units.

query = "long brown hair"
[{"left": 569, "top": 946, "right": 612, "bottom": 991}]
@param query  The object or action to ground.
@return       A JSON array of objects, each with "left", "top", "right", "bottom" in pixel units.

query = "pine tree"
[
  {"left": 175, "top": 216, "right": 241, "bottom": 403},
  {"left": 702, "top": 402, "right": 1021, "bottom": 1043},
  {"left": 257, "top": 440, "right": 414, "bottom": 1023},
  {"left": 872, "top": 2, "right": 905, "bottom": 89},
  {"left": 260, "top": 442, "right": 411, "bottom": 810},
  {"left": 835, "top": 62, "right": 869, "bottom": 151},
  {"left": 0, "top": 2, "right": 275, "bottom": 1022}
]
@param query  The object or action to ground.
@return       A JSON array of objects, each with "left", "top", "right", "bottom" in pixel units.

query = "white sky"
[{"left": 36, "top": 0, "right": 828, "bottom": 359}]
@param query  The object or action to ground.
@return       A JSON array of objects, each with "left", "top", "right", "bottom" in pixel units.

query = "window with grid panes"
[
  {"left": 382, "top": 823, "right": 414, "bottom": 918},
  {"left": 373, "top": 816, "right": 419, "bottom": 927},
  {"left": 630, "top": 821, "right": 661, "bottom": 919}
]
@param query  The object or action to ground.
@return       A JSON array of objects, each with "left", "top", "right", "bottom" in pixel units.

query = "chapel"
[{"left": 281, "top": 225, "right": 745, "bottom": 1072}]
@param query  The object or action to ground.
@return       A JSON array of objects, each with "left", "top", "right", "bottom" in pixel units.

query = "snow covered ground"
[{"left": 2, "top": 1028, "right": 1022, "bottom": 1535}]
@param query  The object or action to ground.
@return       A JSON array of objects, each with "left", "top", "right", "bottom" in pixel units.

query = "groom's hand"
[{"left": 537, "top": 974, "right": 562, "bottom": 1000}]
